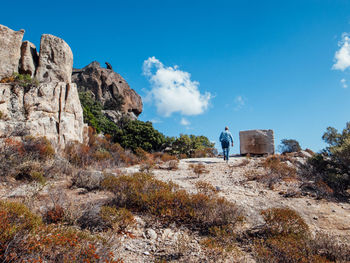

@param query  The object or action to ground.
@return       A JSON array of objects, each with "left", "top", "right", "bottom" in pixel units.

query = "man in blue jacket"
[{"left": 219, "top": 126, "right": 234, "bottom": 162}]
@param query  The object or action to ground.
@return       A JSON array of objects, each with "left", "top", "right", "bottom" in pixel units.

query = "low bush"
[
  {"left": 65, "top": 130, "right": 137, "bottom": 168},
  {"left": 195, "top": 181, "right": 218, "bottom": 195},
  {"left": 0, "top": 137, "right": 55, "bottom": 179},
  {"left": 189, "top": 163, "right": 209, "bottom": 178},
  {"left": 45, "top": 205, "right": 65, "bottom": 224},
  {"left": 259, "top": 155, "right": 297, "bottom": 188},
  {"left": 0, "top": 200, "right": 121, "bottom": 262},
  {"left": 100, "top": 206, "right": 135, "bottom": 232},
  {"left": 0, "top": 73, "right": 39, "bottom": 88},
  {"left": 101, "top": 173, "right": 241, "bottom": 233},
  {"left": 253, "top": 207, "right": 331, "bottom": 263}
]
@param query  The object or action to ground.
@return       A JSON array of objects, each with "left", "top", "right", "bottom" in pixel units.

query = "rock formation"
[
  {"left": 19, "top": 41, "right": 38, "bottom": 77},
  {"left": 72, "top": 61, "right": 143, "bottom": 122},
  {"left": 35, "top": 34, "right": 73, "bottom": 83},
  {"left": 0, "top": 25, "right": 24, "bottom": 79},
  {"left": 239, "top": 129, "right": 275, "bottom": 155},
  {"left": 0, "top": 24, "right": 86, "bottom": 149}
]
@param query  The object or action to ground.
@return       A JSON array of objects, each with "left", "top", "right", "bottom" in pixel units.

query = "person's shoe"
[{"left": 223, "top": 156, "right": 226, "bottom": 161}]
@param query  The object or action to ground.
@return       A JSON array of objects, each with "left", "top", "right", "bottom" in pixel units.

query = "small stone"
[
  {"left": 143, "top": 251, "right": 150, "bottom": 256},
  {"left": 145, "top": 229, "right": 157, "bottom": 240}
]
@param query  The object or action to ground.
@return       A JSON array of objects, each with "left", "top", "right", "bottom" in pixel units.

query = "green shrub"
[
  {"left": 103, "top": 95, "right": 124, "bottom": 111},
  {"left": 170, "top": 134, "right": 215, "bottom": 157},
  {"left": 79, "top": 91, "right": 121, "bottom": 135},
  {"left": 117, "top": 120, "right": 166, "bottom": 152},
  {"left": 303, "top": 122, "right": 350, "bottom": 198}
]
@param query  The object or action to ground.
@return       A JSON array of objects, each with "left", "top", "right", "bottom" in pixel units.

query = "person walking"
[{"left": 219, "top": 126, "right": 234, "bottom": 162}]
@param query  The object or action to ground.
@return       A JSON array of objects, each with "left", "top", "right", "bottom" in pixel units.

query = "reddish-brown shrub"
[
  {"left": 253, "top": 207, "right": 331, "bottom": 263},
  {"left": 65, "top": 133, "right": 137, "bottom": 168},
  {"left": 0, "top": 200, "right": 122, "bottom": 262},
  {"left": 260, "top": 208, "right": 309, "bottom": 238},
  {"left": 45, "top": 205, "right": 65, "bottom": 224},
  {"left": 160, "top": 153, "right": 178, "bottom": 162},
  {"left": 259, "top": 155, "right": 297, "bottom": 188}
]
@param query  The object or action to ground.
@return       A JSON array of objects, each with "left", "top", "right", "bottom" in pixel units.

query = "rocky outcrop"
[
  {"left": 35, "top": 34, "right": 73, "bottom": 83},
  {"left": 19, "top": 41, "right": 38, "bottom": 77},
  {"left": 0, "top": 82, "right": 85, "bottom": 148},
  {"left": 0, "top": 25, "right": 24, "bottom": 79},
  {"left": 239, "top": 129, "right": 275, "bottom": 155},
  {"left": 72, "top": 61, "right": 143, "bottom": 121},
  {"left": 0, "top": 24, "right": 86, "bottom": 149}
]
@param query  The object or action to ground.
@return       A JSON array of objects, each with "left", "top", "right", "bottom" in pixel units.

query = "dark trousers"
[{"left": 221, "top": 141, "right": 230, "bottom": 161}]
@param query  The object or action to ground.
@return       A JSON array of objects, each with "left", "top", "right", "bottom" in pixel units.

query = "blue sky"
[{"left": 2, "top": 0, "right": 350, "bottom": 152}]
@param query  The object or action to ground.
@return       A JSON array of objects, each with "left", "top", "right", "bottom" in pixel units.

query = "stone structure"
[
  {"left": 72, "top": 61, "right": 143, "bottom": 122},
  {"left": 239, "top": 129, "right": 275, "bottom": 155},
  {"left": 0, "top": 24, "right": 86, "bottom": 149},
  {"left": 0, "top": 25, "right": 24, "bottom": 79}
]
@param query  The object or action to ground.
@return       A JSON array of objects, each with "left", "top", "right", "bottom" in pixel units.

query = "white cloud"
[
  {"left": 234, "top": 95, "right": 245, "bottom": 111},
  {"left": 180, "top": 117, "right": 190, "bottom": 126},
  {"left": 333, "top": 33, "right": 350, "bottom": 71},
  {"left": 341, "top": 78, "right": 348, "bottom": 88},
  {"left": 143, "top": 56, "right": 211, "bottom": 117}
]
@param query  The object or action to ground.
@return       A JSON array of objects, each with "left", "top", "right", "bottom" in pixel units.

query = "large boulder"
[
  {"left": 0, "top": 25, "right": 24, "bottom": 79},
  {"left": 72, "top": 170, "right": 104, "bottom": 190},
  {"left": 239, "top": 129, "right": 275, "bottom": 155},
  {"left": 0, "top": 82, "right": 85, "bottom": 148},
  {"left": 72, "top": 61, "right": 143, "bottom": 121},
  {"left": 19, "top": 41, "right": 39, "bottom": 77},
  {"left": 35, "top": 34, "right": 73, "bottom": 83}
]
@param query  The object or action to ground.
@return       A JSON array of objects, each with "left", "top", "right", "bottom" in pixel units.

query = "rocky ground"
[{"left": 1, "top": 155, "right": 350, "bottom": 262}]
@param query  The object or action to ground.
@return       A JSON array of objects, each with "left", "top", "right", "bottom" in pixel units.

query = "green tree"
[
  {"left": 171, "top": 134, "right": 215, "bottom": 156},
  {"left": 307, "top": 122, "right": 350, "bottom": 197},
  {"left": 117, "top": 120, "right": 166, "bottom": 152}
]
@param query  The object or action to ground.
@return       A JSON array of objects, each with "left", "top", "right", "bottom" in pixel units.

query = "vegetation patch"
[
  {"left": 301, "top": 122, "right": 350, "bottom": 199},
  {"left": 252, "top": 207, "right": 338, "bottom": 263},
  {"left": 0, "top": 200, "right": 121, "bottom": 262},
  {"left": 0, "top": 73, "right": 39, "bottom": 87},
  {"left": 101, "top": 173, "right": 241, "bottom": 234}
]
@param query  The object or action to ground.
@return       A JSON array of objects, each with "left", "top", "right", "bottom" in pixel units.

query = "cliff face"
[
  {"left": 72, "top": 61, "right": 143, "bottom": 123},
  {"left": 0, "top": 24, "right": 86, "bottom": 149}
]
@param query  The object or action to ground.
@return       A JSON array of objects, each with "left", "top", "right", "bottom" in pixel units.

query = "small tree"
[
  {"left": 304, "top": 122, "right": 350, "bottom": 198},
  {"left": 278, "top": 139, "right": 301, "bottom": 153}
]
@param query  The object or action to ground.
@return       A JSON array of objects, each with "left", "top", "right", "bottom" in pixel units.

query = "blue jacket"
[{"left": 219, "top": 130, "right": 233, "bottom": 144}]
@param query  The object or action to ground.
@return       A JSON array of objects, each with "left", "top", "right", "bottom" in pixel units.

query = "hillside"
[{"left": 1, "top": 153, "right": 349, "bottom": 262}]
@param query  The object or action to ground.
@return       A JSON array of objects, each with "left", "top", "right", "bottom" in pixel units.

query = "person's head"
[{"left": 225, "top": 126, "right": 229, "bottom": 131}]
